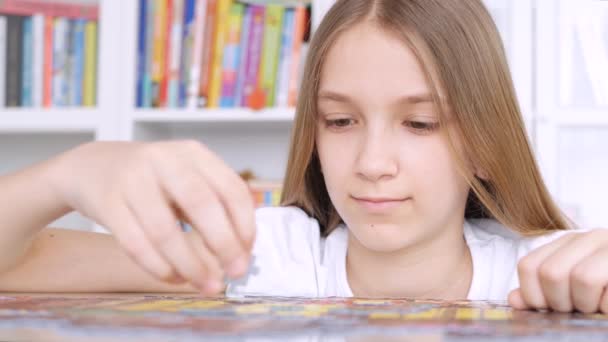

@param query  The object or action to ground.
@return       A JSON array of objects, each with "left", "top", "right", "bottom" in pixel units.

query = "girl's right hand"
[{"left": 47, "top": 140, "right": 256, "bottom": 295}]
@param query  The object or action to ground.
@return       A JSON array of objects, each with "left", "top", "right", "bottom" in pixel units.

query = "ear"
[{"left": 474, "top": 166, "right": 489, "bottom": 180}]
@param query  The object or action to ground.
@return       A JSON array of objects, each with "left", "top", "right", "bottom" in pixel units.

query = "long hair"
[{"left": 281, "top": 0, "right": 572, "bottom": 237}]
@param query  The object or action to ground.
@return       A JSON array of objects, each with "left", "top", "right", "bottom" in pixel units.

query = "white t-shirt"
[{"left": 226, "top": 206, "right": 584, "bottom": 301}]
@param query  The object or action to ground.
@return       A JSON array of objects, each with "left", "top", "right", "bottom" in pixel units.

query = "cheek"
[
  {"left": 316, "top": 134, "right": 354, "bottom": 193},
  {"left": 405, "top": 140, "right": 469, "bottom": 197}
]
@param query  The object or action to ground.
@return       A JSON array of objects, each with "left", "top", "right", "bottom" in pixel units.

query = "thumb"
[{"left": 508, "top": 288, "right": 530, "bottom": 310}]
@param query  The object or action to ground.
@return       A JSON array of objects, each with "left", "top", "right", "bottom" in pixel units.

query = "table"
[{"left": 1, "top": 293, "right": 608, "bottom": 341}]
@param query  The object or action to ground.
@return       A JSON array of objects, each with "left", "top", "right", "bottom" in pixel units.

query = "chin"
[{"left": 347, "top": 222, "right": 421, "bottom": 253}]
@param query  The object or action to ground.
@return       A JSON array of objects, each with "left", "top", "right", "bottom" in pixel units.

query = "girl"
[{"left": 0, "top": 0, "right": 607, "bottom": 314}]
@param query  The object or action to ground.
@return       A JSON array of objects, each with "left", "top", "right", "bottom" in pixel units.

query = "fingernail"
[
  {"left": 204, "top": 279, "right": 223, "bottom": 294},
  {"left": 227, "top": 256, "right": 248, "bottom": 278}
]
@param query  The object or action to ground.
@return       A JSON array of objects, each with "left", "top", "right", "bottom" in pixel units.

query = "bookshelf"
[{"left": 0, "top": 0, "right": 607, "bottom": 230}]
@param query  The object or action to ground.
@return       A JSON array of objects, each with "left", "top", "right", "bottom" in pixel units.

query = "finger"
[
  {"left": 539, "top": 233, "right": 602, "bottom": 312},
  {"left": 508, "top": 288, "right": 530, "bottom": 310},
  {"left": 103, "top": 200, "right": 177, "bottom": 283},
  {"left": 600, "top": 286, "right": 608, "bottom": 314},
  {"left": 186, "top": 230, "right": 226, "bottom": 295},
  {"left": 186, "top": 142, "right": 256, "bottom": 251},
  {"left": 125, "top": 171, "right": 214, "bottom": 292},
  {"left": 517, "top": 233, "right": 576, "bottom": 310},
  {"left": 160, "top": 166, "right": 248, "bottom": 278},
  {"left": 571, "top": 247, "right": 608, "bottom": 313}
]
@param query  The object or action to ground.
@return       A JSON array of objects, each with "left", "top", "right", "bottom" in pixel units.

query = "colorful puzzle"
[{"left": 1, "top": 294, "right": 608, "bottom": 341}]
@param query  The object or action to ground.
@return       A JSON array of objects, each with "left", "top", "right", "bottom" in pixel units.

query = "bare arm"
[
  {"left": 0, "top": 159, "right": 69, "bottom": 273},
  {"left": 0, "top": 228, "right": 196, "bottom": 293}
]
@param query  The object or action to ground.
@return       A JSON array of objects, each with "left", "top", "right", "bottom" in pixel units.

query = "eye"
[
  {"left": 325, "top": 118, "right": 355, "bottom": 128},
  {"left": 403, "top": 121, "right": 440, "bottom": 132}
]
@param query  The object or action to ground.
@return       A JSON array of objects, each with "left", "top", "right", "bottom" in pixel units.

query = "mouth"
[{"left": 350, "top": 195, "right": 410, "bottom": 212}]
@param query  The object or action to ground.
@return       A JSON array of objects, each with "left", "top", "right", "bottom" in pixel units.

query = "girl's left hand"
[{"left": 508, "top": 229, "right": 608, "bottom": 313}]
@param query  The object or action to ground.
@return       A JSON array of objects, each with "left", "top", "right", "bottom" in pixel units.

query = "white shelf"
[
  {"left": 0, "top": 108, "right": 99, "bottom": 133},
  {"left": 537, "top": 110, "right": 608, "bottom": 127},
  {"left": 132, "top": 107, "right": 296, "bottom": 123}
]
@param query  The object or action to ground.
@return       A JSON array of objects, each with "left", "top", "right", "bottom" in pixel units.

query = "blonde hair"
[{"left": 281, "top": 0, "right": 572, "bottom": 237}]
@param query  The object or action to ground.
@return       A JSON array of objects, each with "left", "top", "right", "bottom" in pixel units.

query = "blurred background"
[{"left": 0, "top": 0, "right": 606, "bottom": 231}]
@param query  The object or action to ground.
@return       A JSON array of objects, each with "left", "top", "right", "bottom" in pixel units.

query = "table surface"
[{"left": 1, "top": 293, "right": 608, "bottom": 341}]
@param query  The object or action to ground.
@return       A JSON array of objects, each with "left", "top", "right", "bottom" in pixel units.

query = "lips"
[
  {"left": 351, "top": 195, "right": 409, "bottom": 212},
  {"left": 352, "top": 196, "right": 407, "bottom": 202}
]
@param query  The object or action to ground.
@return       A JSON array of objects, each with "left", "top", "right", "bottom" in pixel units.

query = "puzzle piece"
[{"left": 224, "top": 255, "right": 259, "bottom": 288}]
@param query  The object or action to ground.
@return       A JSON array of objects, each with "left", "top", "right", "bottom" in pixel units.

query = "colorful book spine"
[
  {"left": 31, "top": 14, "right": 44, "bottom": 107},
  {"left": 258, "top": 5, "right": 284, "bottom": 107},
  {"left": 52, "top": 17, "right": 68, "bottom": 106},
  {"left": 136, "top": 0, "right": 148, "bottom": 107},
  {"left": 151, "top": 0, "right": 168, "bottom": 107},
  {"left": 288, "top": 6, "right": 306, "bottom": 107},
  {"left": 158, "top": 0, "right": 173, "bottom": 107},
  {"left": 206, "top": 0, "right": 231, "bottom": 108},
  {"left": 233, "top": 5, "right": 252, "bottom": 107},
  {"left": 0, "top": 0, "right": 99, "bottom": 20},
  {"left": 167, "top": 0, "right": 184, "bottom": 107},
  {"left": 0, "top": 16, "right": 6, "bottom": 107},
  {"left": 197, "top": 0, "right": 217, "bottom": 107},
  {"left": 179, "top": 0, "right": 195, "bottom": 107},
  {"left": 42, "top": 15, "right": 53, "bottom": 107},
  {"left": 219, "top": 2, "right": 244, "bottom": 108},
  {"left": 142, "top": 0, "right": 156, "bottom": 107},
  {"left": 65, "top": 20, "right": 75, "bottom": 105},
  {"left": 83, "top": 21, "right": 97, "bottom": 106},
  {"left": 240, "top": 5, "right": 264, "bottom": 108},
  {"left": 5, "top": 15, "right": 24, "bottom": 107},
  {"left": 186, "top": 0, "right": 208, "bottom": 108},
  {"left": 275, "top": 8, "right": 294, "bottom": 108},
  {"left": 20, "top": 16, "right": 32, "bottom": 107},
  {"left": 71, "top": 19, "right": 86, "bottom": 106}
]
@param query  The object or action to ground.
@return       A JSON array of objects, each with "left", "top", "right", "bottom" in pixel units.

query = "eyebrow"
[{"left": 317, "top": 90, "right": 436, "bottom": 105}]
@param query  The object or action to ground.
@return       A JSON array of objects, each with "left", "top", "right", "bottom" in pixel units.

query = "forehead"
[{"left": 319, "top": 22, "right": 431, "bottom": 101}]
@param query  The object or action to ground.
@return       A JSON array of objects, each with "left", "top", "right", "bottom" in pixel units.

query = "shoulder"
[
  {"left": 466, "top": 218, "right": 589, "bottom": 252},
  {"left": 465, "top": 218, "right": 592, "bottom": 300},
  {"left": 226, "top": 206, "right": 324, "bottom": 297}
]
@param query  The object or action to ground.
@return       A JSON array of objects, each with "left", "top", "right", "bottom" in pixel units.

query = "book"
[
  {"left": 206, "top": 0, "right": 232, "bottom": 108},
  {"left": 42, "top": 15, "right": 53, "bottom": 107},
  {"left": 158, "top": 0, "right": 173, "bottom": 107},
  {"left": 52, "top": 17, "right": 69, "bottom": 106},
  {"left": 233, "top": 4, "right": 253, "bottom": 107},
  {"left": 258, "top": 4, "right": 284, "bottom": 107},
  {"left": 186, "top": 0, "right": 208, "bottom": 108},
  {"left": 21, "top": 16, "right": 32, "bottom": 107},
  {"left": 151, "top": 0, "right": 168, "bottom": 107},
  {"left": 141, "top": 0, "right": 156, "bottom": 107},
  {"left": 178, "top": 0, "right": 195, "bottom": 107},
  {"left": 136, "top": 0, "right": 148, "bottom": 107},
  {"left": 288, "top": 5, "right": 307, "bottom": 107},
  {"left": 197, "top": 0, "right": 217, "bottom": 107},
  {"left": 275, "top": 8, "right": 294, "bottom": 108},
  {"left": 31, "top": 14, "right": 44, "bottom": 107},
  {"left": 219, "top": 2, "right": 244, "bottom": 107},
  {"left": 70, "top": 19, "right": 86, "bottom": 106},
  {"left": 83, "top": 20, "right": 97, "bottom": 106},
  {"left": 240, "top": 5, "right": 264, "bottom": 108},
  {"left": 167, "top": 0, "right": 184, "bottom": 107},
  {"left": 5, "top": 15, "right": 24, "bottom": 107},
  {"left": 0, "top": 16, "right": 6, "bottom": 107}
]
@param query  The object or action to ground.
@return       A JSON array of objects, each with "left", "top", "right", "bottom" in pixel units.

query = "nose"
[{"left": 355, "top": 128, "right": 398, "bottom": 182}]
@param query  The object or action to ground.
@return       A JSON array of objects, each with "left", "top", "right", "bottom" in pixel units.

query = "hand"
[
  {"left": 508, "top": 229, "right": 608, "bottom": 313},
  {"left": 48, "top": 141, "right": 256, "bottom": 295}
]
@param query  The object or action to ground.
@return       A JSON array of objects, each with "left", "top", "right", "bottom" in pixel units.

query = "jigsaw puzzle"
[{"left": 1, "top": 294, "right": 608, "bottom": 341}]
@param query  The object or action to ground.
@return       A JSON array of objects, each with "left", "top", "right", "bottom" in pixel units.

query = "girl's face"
[{"left": 316, "top": 22, "right": 471, "bottom": 252}]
